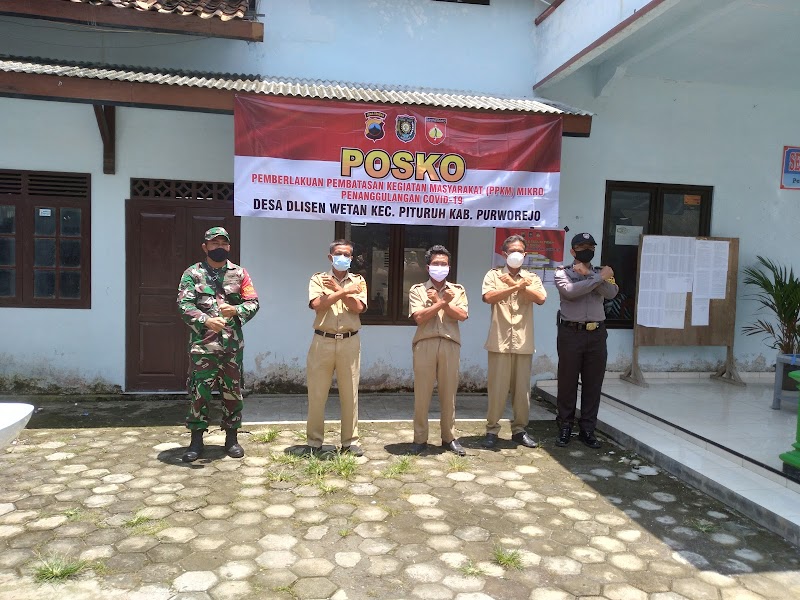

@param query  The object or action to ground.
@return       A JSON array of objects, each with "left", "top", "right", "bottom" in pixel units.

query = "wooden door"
[{"left": 125, "top": 200, "right": 239, "bottom": 391}]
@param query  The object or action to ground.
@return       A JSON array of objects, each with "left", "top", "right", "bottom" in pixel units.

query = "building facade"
[{"left": 0, "top": 0, "right": 797, "bottom": 393}]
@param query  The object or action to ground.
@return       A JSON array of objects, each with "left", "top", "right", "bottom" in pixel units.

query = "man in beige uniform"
[
  {"left": 482, "top": 234, "right": 547, "bottom": 449},
  {"left": 408, "top": 245, "right": 469, "bottom": 456},
  {"left": 306, "top": 239, "right": 368, "bottom": 456}
]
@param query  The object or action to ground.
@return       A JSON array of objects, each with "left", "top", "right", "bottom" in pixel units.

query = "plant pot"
[
  {"left": 783, "top": 368, "right": 799, "bottom": 391},
  {"left": 773, "top": 354, "right": 800, "bottom": 409}
]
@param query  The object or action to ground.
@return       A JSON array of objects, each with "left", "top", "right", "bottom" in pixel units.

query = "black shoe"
[
  {"left": 182, "top": 429, "right": 205, "bottom": 463},
  {"left": 512, "top": 431, "right": 538, "bottom": 448},
  {"left": 224, "top": 429, "right": 244, "bottom": 458},
  {"left": 341, "top": 444, "right": 364, "bottom": 457},
  {"left": 482, "top": 433, "right": 499, "bottom": 448},
  {"left": 555, "top": 425, "right": 572, "bottom": 447},
  {"left": 442, "top": 439, "right": 466, "bottom": 456},
  {"left": 306, "top": 445, "right": 323, "bottom": 456},
  {"left": 409, "top": 443, "right": 427, "bottom": 455},
  {"left": 578, "top": 430, "right": 602, "bottom": 449}
]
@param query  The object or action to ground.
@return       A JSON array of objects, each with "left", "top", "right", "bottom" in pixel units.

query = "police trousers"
[{"left": 556, "top": 322, "right": 608, "bottom": 432}]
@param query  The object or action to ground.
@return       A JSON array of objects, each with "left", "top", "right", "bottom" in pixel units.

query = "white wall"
[
  {"left": 0, "top": 98, "right": 235, "bottom": 391},
  {"left": 0, "top": 97, "right": 539, "bottom": 391},
  {"left": 0, "top": 0, "right": 540, "bottom": 97},
  {"left": 6, "top": 0, "right": 793, "bottom": 390},
  {"left": 544, "top": 72, "right": 800, "bottom": 371},
  {"left": 0, "top": 0, "right": 566, "bottom": 392},
  {"left": 532, "top": 0, "right": 671, "bottom": 86}
]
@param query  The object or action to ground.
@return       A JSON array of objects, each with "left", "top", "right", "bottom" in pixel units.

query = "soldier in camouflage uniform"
[{"left": 176, "top": 227, "right": 259, "bottom": 462}]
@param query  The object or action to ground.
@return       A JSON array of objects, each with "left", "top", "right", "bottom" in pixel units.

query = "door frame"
[{"left": 125, "top": 196, "right": 239, "bottom": 392}]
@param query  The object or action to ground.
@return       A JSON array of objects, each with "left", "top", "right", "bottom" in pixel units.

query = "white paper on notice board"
[
  {"left": 693, "top": 240, "right": 728, "bottom": 299},
  {"left": 691, "top": 296, "right": 710, "bottom": 326}
]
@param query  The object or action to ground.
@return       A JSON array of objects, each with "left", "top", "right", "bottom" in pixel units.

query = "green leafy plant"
[
  {"left": 381, "top": 456, "right": 414, "bottom": 478},
  {"left": 304, "top": 456, "right": 333, "bottom": 479},
  {"left": 458, "top": 560, "right": 487, "bottom": 577},
  {"left": 252, "top": 428, "right": 279, "bottom": 443},
  {"left": 688, "top": 517, "right": 719, "bottom": 533},
  {"left": 33, "top": 555, "right": 88, "bottom": 583},
  {"left": 491, "top": 545, "right": 523, "bottom": 570},
  {"left": 122, "top": 514, "right": 166, "bottom": 535},
  {"left": 330, "top": 452, "right": 358, "bottom": 479},
  {"left": 742, "top": 256, "right": 800, "bottom": 355},
  {"left": 447, "top": 455, "right": 469, "bottom": 472}
]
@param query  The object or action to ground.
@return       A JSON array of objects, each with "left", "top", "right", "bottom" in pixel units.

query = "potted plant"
[{"left": 742, "top": 256, "right": 800, "bottom": 401}]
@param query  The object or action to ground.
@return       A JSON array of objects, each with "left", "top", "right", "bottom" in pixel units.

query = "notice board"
[{"left": 621, "top": 236, "right": 744, "bottom": 387}]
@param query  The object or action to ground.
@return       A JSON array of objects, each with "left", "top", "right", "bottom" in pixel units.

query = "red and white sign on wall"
[
  {"left": 234, "top": 95, "right": 562, "bottom": 227},
  {"left": 492, "top": 227, "right": 566, "bottom": 284}
]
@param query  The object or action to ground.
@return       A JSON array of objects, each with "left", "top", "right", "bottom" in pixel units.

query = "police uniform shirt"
[
  {"left": 554, "top": 263, "right": 618, "bottom": 322},
  {"left": 408, "top": 280, "right": 468, "bottom": 346},
  {"left": 482, "top": 267, "right": 546, "bottom": 354},
  {"left": 308, "top": 271, "right": 368, "bottom": 333}
]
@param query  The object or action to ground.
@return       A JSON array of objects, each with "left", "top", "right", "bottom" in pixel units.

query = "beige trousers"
[
  {"left": 412, "top": 337, "right": 460, "bottom": 444},
  {"left": 306, "top": 334, "right": 360, "bottom": 448},
  {"left": 486, "top": 351, "right": 533, "bottom": 435}
]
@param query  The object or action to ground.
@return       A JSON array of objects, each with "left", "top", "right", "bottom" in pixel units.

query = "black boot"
[
  {"left": 555, "top": 424, "right": 572, "bottom": 447},
  {"left": 578, "top": 429, "right": 602, "bottom": 449},
  {"left": 182, "top": 429, "right": 205, "bottom": 463},
  {"left": 224, "top": 429, "right": 244, "bottom": 458}
]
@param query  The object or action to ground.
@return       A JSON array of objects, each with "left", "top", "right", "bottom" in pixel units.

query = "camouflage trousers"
[{"left": 186, "top": 351, "right": 244, "bottom": 431}]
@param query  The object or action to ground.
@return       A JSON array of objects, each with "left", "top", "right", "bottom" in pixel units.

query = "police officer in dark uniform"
[{"left": 554, "top": 233, "right": 618, "bottom": 448}]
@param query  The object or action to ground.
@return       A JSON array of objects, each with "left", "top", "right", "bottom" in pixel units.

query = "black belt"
[
  {"left": 560, "top": 319, "right": 603, "bottom": 331},
  {"left": 315, "top": 329, "right": 359, "bottom": 339}
]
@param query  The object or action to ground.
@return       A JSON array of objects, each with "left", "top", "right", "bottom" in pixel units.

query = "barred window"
[{"left": 0, "top": 169, "right": 91, "bottom": 308}]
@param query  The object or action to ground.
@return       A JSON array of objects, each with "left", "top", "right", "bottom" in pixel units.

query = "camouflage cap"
[{"left": 204, "top": 227, "right": 230, "bottom": 242}]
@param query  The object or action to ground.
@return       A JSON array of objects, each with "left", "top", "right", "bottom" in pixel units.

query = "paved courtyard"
[{"left": 1, "top": 417, "right": 799, "bottom": 600}]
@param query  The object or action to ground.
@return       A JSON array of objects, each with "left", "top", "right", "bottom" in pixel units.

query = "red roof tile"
[{"left": 63, "top": 0, "right": 249, "bottom": 22}]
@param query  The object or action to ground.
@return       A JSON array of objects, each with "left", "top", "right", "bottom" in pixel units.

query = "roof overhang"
[
  {"left": 0, "top": 0, "right": 263, "bottom": 42},
  {"left": 0, "top": 57, "right": 593, "bottom": 136}
]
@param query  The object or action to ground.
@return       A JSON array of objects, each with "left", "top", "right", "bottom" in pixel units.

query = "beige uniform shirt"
[
  {"left": 482, "top": 266, "right": 546, "bottom": 354},
  {"left": 308, "top": 271, "right": 368, "bottom": 334},
  {"left": 408, "top": 280, "right": 469, "bottom": 346}
]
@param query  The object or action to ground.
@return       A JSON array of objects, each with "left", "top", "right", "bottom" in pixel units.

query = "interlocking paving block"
[{"left": 0, "top": 420, "right": 797, "bottom": 600}]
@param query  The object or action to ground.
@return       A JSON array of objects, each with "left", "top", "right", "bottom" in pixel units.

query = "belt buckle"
[
  {"left": 586, "top": 322, "right": 598, "bottom": 331},
  {"left": 334, "top": 333, "right": 344, "bottom": 340}
]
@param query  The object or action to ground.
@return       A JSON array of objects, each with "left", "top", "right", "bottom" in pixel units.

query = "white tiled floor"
[
  {"left": 535, "top": 373, "right": 800, "bottom": 544},
  {"left": 600, "top": 374, "right": 797, "bottom": 472}
]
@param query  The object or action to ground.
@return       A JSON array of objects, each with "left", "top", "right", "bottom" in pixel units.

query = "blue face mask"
[{"left": 331, "top": 255, "right": 351, "bottom": 271}]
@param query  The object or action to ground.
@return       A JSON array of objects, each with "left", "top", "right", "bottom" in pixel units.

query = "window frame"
[
  {"left": 601, "top": 180, "right": 712, "bottom": 330},
  {"left": 334, "top": 222, "right": 459, "bottom": 326},
  {"left": 0, "top": 169, "right": 92, "bottom": 309}
]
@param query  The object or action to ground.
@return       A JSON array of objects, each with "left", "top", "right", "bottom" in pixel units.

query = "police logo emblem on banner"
[
  {"left": 425, "top": 117, "right": 446, "bottom": 145},
  {"left": 395, "top": 115, "right": 416, "bottom": 143},
  {"left": 364, "top": 111, "right": 387, "bottom": 142}
]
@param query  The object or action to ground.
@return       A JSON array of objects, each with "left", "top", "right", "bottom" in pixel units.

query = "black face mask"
[
  {"left": 207, "top": 248, "right": 229, "bottom": 263},
  {"left": 574, "top": 249, "right": 595, "bottom": 264}
]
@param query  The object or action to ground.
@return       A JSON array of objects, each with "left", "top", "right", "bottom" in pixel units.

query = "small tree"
[{"left": 742, "top": 256, "right": 800, "bottom": 355}]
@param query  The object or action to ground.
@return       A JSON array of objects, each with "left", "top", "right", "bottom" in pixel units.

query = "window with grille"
[
  {"left": 0, "top": 169, "right": 91, "bottom": 308},
  {"left": 334, "top": 222, "right": 459, "bottom": 325}
]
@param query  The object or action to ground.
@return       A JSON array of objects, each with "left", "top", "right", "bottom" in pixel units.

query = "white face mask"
[
  {"left": 505, "top": 252, "right": 525, "bottom": 269},
  {"left": 428, "top": 265, "right": 450, "bottom": 282}
]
